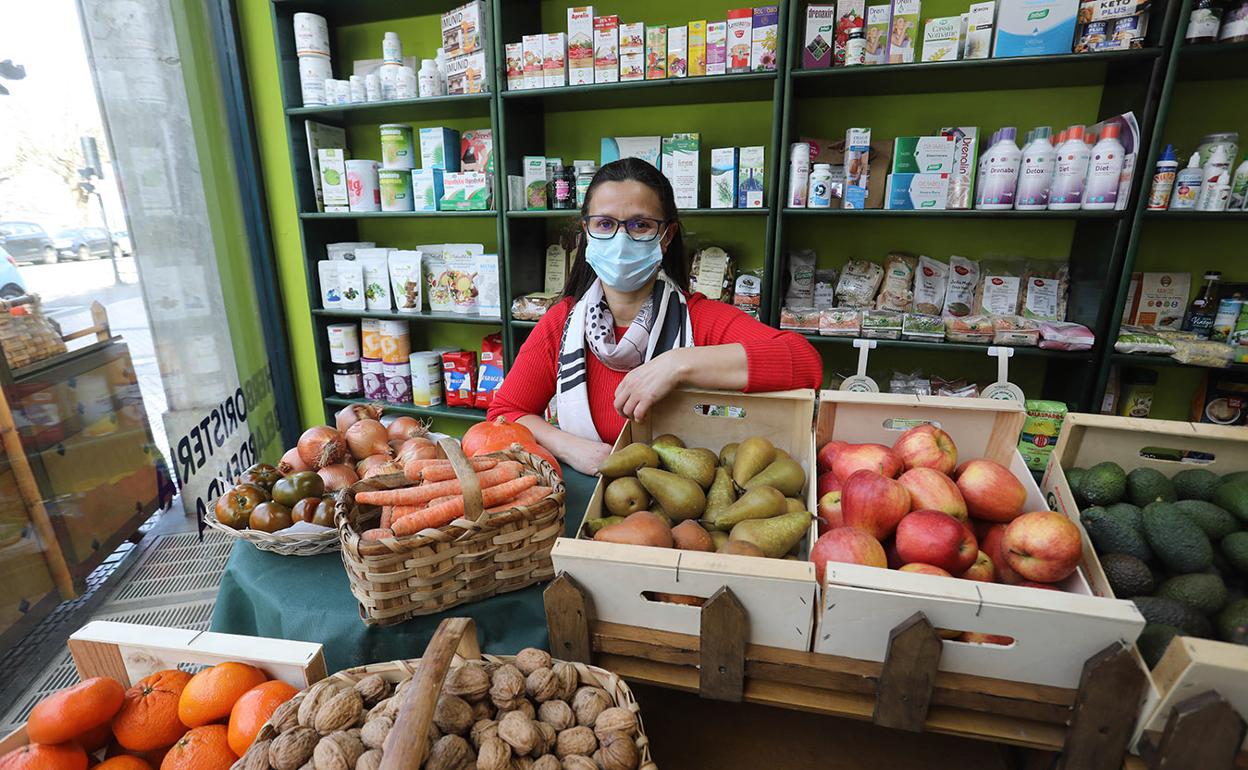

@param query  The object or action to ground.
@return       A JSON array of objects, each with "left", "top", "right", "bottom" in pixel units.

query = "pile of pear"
[{"left": 588, "top": 434, "right": 812, "bottom": 560}]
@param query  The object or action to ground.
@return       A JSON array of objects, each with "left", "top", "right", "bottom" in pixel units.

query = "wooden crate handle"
[
  {"left": 436, "top": 436, "right": 484, "bottom": 524},
  {"left": 1139, "top": 690, "right": 1245, "bottom": 770},
  {"left": 1060, "top": 642, "right": 1147, "bottom": 770},
  {"left": 544, "top": 573, "right": 593, "bottom": 665},
  {"left": 379, "top": 617, "right": 480, "bottom": 770},
  {"left": 873, "top": 612, "right": 942, "bottom": 732},
  {"left": 699, "top": 587, "right": 746, "bottom": 703}
]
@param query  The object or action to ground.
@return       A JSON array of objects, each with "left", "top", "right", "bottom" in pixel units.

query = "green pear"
[
  {"left": 732, "top": 437, "right": 776, "bottom": 487},
  {"left": 604, "top": 477, "right": 651, "bottom": 517},
  {"left": 703, "top": 467, "right": 737, "bottom": 522},
  {"left": 637, "top": 467, "right": 707, "bottom": 521},
  {"left": 652, "top": 433, "right": 685, "bottom": 448},
  {"left": 650, "top": 505, "right": 673, "bottom": 527},
  {"left": 585, "top": 516, "right": 625, "bottom": 536},
  {"left": 744, "top": 458, "right": 807, "bottom": 498},
  {"left": 709, "top": 530, "right": 729, "bottom": 550},
  {"left": 598, "top": 443, "right": 659, "bottom": 478},
  {"left": 719, "top": 442, "right": 739, "bottom": 470},
  {"left": 729, "top": 511, "right": 813, "bottom": 558},
  {"left": 785, "top": 497, "right": 807, "bottom": 513},
  {"left": 704, "top": 485, "right": 786, "bottom": 531},
  {"left": 654, "top": 444, "right": 717, "bottom": 489}
]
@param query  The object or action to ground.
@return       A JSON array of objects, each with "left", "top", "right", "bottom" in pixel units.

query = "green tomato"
[{"left": 271, "top": 471, "right": 325, "bottom": 507}]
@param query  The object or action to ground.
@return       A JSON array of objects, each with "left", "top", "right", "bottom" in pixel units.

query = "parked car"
[
  {"left": 0, "top": 221, "right": 57, "bottom": 264},
  {"left": 54, "top": 227, "right": 113, "bottom": 260},
  {"left": 0, "top": 246, "right": 29, "bottom": 298},
  {"left": 112, "top": 229, "right": 132, "bottom": 256}
]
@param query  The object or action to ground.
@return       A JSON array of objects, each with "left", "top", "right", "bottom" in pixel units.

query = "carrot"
[
  {"left": 380, "top": 506, "right": 393, "bottom": 530},
  {"left": 361, "top": 527, "right": 393, "bottom": 541},
  {"left": 485, "top": 485, "right": 553, "bottom": 513},
  {"left": 356, "top": 462, "right": 524, "bottom": 507},
  {"left": 388, "top": 495, "right": 457, "bottom": 520},
  {"left": 391, "top": 476, "right": 539, "bottom": 535},
  {"left": 417, "top": 458, "right": 502, "bottom": 483}
]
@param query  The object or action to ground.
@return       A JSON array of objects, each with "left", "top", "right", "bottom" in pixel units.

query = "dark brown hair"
[{"left": 562, "top": 157, "right": 689, "bottom": 299}]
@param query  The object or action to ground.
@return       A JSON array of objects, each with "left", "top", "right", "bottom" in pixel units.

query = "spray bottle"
[
  {"left": 1016, "top": 126, "right": 1055, "bottom": 210},
  {"left": 1229, "top": 158, "right": 1248, "bottom": 210},
  {"left": 976, "top": 127, "right": 1021, "bottom": 210},
  {"left": 1083, "top": 123, "right": 1126, "bottom": 209},
  {"left": 1048, "top": 125, "right": 1092, "bottom": 209},
  {"left": 1146, "top": 144, "right": 1179, "bottom": 210},
  {"left": 1196, "top": 145, "right": 1232, "bottom": 211}
]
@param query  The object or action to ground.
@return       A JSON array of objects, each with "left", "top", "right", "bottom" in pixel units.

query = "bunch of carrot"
[{"left": 356, "top": 455, "right": 552, "bottom": 540}]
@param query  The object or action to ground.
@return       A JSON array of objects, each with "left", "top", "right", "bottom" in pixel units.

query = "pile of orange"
[{"left": 0, "top": 663, "right": 297, "bottom": 770}]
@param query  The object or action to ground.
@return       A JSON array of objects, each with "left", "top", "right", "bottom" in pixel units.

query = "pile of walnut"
[{"left": 236, "top": 647, "right": 641, "bottom": 770}]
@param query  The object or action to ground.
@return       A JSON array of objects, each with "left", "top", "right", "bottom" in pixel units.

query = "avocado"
[
  {"left": 1105, "top": 502, "right": 1145, "bottom": 535},
  {"left": 1175, "top": 499, "right": 1240, "bottom": 540},
  {"left": 1136, "top": 624, "right": 1183, "bottom": 668},
  {"left": 1099, "top": 553, "right": 1155, "bottom": 598},
  {"left": 1173, "top": 468, "right": 1222, "bottom": 502},
  {"left": 1157, "top": 573, "right": 1229, "bottom": 615},
  {"left": 1221, "top": 531, "right": 1248, "bottom": 575},
  {"left": 1081, "top": 506, "right": 1153, "bottom": 562},
  {"left": 1081, "top": 462, "right": 1127, "bottom": 506},
  {"left": 1142, "top": 501, "right": 1213, "bottom": 575},
  {"left": 1222, "top": 471, "right": 1248, "bottom": 487},
  {"left": 1066, "top": 467, "right": 1089, "bottom": 505},
  {"left": 1216, "top": 598, "right": 1248, "bottom": 644},
  {"left": 1213, "top": 482, "right": 1248, "bottom": 524},
  {"left": 1127, "top": 467, "right": 1177, "bottom": 506},
  {"left": 1133, "top": 596, "right": 1213, "bottom": 638}
]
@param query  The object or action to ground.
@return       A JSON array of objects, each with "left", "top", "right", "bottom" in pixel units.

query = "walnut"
[
  {"left": 475, "top": 736, "right": 512, "bottom": 770},
  {"left": 561, "top": 757, "right": 597, "bottom": 770},
  {"left": 514, "top": 649, "right": 552, "bottom": 677},
  {"left": 353, "top": 675, "right": 390, "bottom": 708},
  {"left": 359, "top": 716, "right": 391, "bottom": 750},
  {"left": 554, "top": 727, "right": 596, "bottom": 759},
  {"left": 443, "top": 663, "right": 490, "bottom": 702},
  {"left": 433, "top": 693, "right": 474, "bottom": 735},
  {"left": 497, "top": 700, "right": 535, "bottom": 720},
  {"left": 270, "top": 697, "right": 302, "bottom": 733},
  {"left": 312, "top": 732, "right": 364, "bottom": 770},
  {"left": 469, "top": 719, "right": 498, "bottom": 750},
  {"left": 571, "top": 688, "right": 611, "bottom": 727},
  {"left": 298, "top": 682, "right": 341, "bottom": 728},
  {"left": 509, "top": 759, "right": 533, "bottom": 770},
  {"left": 366, "top": 696, "right": 397, "bottom": 722},
  {"left": 355, "top": 750, "right": 381, "bottom": 770},
  {"left": 270, "top": 727, "right": 318, "bottom": 770},
  {"left": 530, "top": 757, "right": 560, "bottom": 770},
  {"left": 315, "top": 690, "right": 364, "bottom": 734},
  {"left": 594, "top": 733, "right": 638, "bottom": 770},
  {"left": 534, "top": 722, "right": 556, "bottom": 757},
  {"left": 239, "top": 739, "right": 271, "bottom": 770},
  {"left": 490, "top": 665, "right": 526, "bottom": 710},
  {"left": 425, "top": 734, "right": 474, "bottom": 770},
  {"left": 550, "top": 663, "right": 578, "bottom": 702},
  {"left": 497, "top": 712, "right": 540, "bottom": 757},
  {"left": 395, "top": 676, "right": 414, "bottom": 694},
  {"left": 525, "top": 669, "right": 560, "bottom": 703},
  {"left": 471, "top": 699, "right": 495, "bottom": 722},
  {"left": 255, "top": 723, "right": 279, "bottom": 745},
  {"left": 537, "top": 700, "right": 575, "bottom": 731},
  {"left": 591, "top": 709, "right": 636, "bottom": 740}
]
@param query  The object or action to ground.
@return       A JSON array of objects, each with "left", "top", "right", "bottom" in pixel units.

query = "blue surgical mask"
[{"left": 585, "top": 231, "right": 663, "bottom": 292}]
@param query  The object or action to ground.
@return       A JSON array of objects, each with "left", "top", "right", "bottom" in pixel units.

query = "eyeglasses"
[{"left": 581, "top": 215, "right": 671, "bottom": 242}]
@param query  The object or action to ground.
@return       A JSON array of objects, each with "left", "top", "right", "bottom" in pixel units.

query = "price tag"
[
  {"left": 980, "top": 346, "right": 1025, "bottom": 402},
  {"left": 840, "top": 339, "right": 880, "bottom": 392}
]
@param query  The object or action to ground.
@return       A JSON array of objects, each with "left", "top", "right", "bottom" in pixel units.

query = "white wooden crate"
[
  {"left": 812, "top": 391, "right": 1145, "bottom": 689},
  {"left": 551, "top": 387, "right": 819, "bottom": 651}
]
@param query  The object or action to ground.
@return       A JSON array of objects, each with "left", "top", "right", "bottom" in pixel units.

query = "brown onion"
[
  {"left": 345, "top": 419, "right": 391, "bottom": 460},
  {"left": 278, "top": 446, "right": 310, "bottom": 475},
  {"left": 356, "top": 453, "right": 392, "bottom": 477},
  {"left": 363, "top": 460, "right": 404, "bottom": 479},
  {"left": 386, "top": 416, "right": 426, "bottom": 442},
  {"left": 335, "top": 402, "right": 383, "bottom": 432},
  {"left": 396, "top": 436, "right": 438, "bottom": 465},
  {"left": 317, "top": 463, "right": 359, "bottom": 492},
  {"left": 297, "top": 425, "right": 348, "bottom": 469}
]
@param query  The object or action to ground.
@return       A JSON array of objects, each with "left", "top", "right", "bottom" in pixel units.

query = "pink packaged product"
[{"left": 1038, "top": 320, "right": 1096, "bottom": 351}]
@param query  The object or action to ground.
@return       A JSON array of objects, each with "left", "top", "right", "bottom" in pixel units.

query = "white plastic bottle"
[
  {"left": 1015, "top": 126, "right": 1055, "bottom": 210},
  {"left": 1083, "top": 123, "right": 1126, "bottom": 209},
  {"left": 419, "top": 59, "right": 441, "bottom": 98},
  {"left": 1196, "top": 146, "right": 1232, "bottom": 211},
  {"left": 974, "top": 130, "right": 999, "bottom": 208},
  {"left": 788, "top": 143, "right": 811, "bottom": 207},
  {"left": 1229, "top": 158, "right": 1248, "bottom": 210},
  {"left": 435, "top": 47, "right": 450, "bottom": 92},
  {"left": 976, "top": 127, "right": 1022, "bottom": 210},
  {"left": 1171, "top": 152, "right": 1204, "bottom": 210},
  {"left": 1048, "top": 125, "right": 1092, "bottom": 210},
  {"left": 808, "top": 163, "right": 834, "bottom": 207},
  {"left": 383, "top": 32, "right": 402, "bottom": 65}
]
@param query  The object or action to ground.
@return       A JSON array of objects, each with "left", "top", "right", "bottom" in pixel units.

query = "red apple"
[
  {"left": 810, "top": 527, "right": 887, "bottom": 584},
  {"left": 959, "top": 550, "right": 995, "bottom": 582},
  {"left": 1019, "top": 580, "right": 1062, "bottom": 590},
  {"left": 831, "top": 443, "right": 904, "bottom": 483},
  {"left": 841, "top": 470, "right": 911, "bottom": 540},
  {"left": 817, "top": 470, "right": 841, "bottom": 499},
  {"left": 892, "top": 424, "right": 958, "bottom": 474},
  {"left": 817, "top": 489, "right": 843, "bottom": 533},
  {"left": 958, "top": 631, "right": 1014, "bottom": 645},
  {"left": 956, "top": 459, "right": 1027, "bottom": 522},
  {"left": 817, "top": 440, "right": 849, "bottom": 473},
  {"left": 1002, "top": 511, "right": 1082, "bottom": 583},
  {"left": 883, "top": 537, "right": 904, "bottom": 570},
  {"left": 898, "top": 563, "right": 952, "bottom": 577},
  {"left": 898, "top": 467, "right": 968, "bottom": 521},
  {"left": 895, "top": 509, "right": 978, "bottom": 574},
  {"left": 980, "top": 524, "right": 1023, "bottom": 584}
]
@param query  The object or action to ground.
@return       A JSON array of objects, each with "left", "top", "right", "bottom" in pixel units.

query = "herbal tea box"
[
  {"left": 893, "top": 135, "right": 957, "bottom": 174},
  {"left": 419, "top": 127, "right": 460, "bottom": 171},
  {"left": 505, "top": 42, "right": 524, "bottom": 89},
  {"left": 994, "top": 0, "right": 1079, "bottom": 56},
  {"left": 834, "top": 0, "right": 866, "bottom": 65},
  {"left": 543, "top": 32, "right": 567, "bottom": 87},
  {"left": 668, "top": 25, "right": 688, "bottom": 78},
  {"left": 885, "top": 172, "right": 951, "bottom": 209},
  {"left": 738, "top": 145, "right": 765, "bottom": 208},
  {"left": 318, "top": 148, "right": 350, "bottom": 212},
  {"left": 645, "top": 25, "right": 667, "bottom": 79},
  {"left": 410, "top": 169, "right": 444, "bottom": 211},
  {"left": 922, "top": 16, "right": 961, "bottom": 60},
  {"left": 594, "top": 15, "right": 620, "bottom": 83},
  {"left": 752, "top": 6, "right": 779, "bottom": 71},
  {"left": 688, "top": 20, "right": 707, "bottom": 76},
  {"left": 620, "top": 22, "right": 645, "bottom": 81},
  {"left": 727, "top": 9, "right": 753, "bottom": 72},
  {"left": 865, "top": 5, "right": 892, "bottom": 64},
  {"left": 804, "top": 4, "right": 836, "bottom": 68},
  {"left": 887, "top": 0, "right": 921, "bottom": 62},
  {"left": 440, "top": 171, "right": 489, "bottom": 211},
  {"left": 662, "top": 133, "right": 700, "bottom": 208},
  {"left": 706, "top": 21, "right": 728, "bottom": 75},
  {"left": 965, "top": 1, "right": 996, "bottom": 58},
  {"left": 567, "top": 6, "right": 595, "bottom": 85},
  {"left": 524, "top": 156, "right": 548, "bottom": 210},
  {"left": 522, "top": 35, "right": 544, "bottom": 89},
  {"left": 601, "top": 136, "right": 662, "bottom": 168},
  {"left": 711, "top": 147, "right": 739, "bottom": 208}
]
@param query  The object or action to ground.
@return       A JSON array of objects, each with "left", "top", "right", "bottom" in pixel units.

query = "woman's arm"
[
  {"left": 516, "top": 415, "right": 613, "bottom": 476},
  {"left": 613, "top": 344, "right": 747, "bottom": 422}
]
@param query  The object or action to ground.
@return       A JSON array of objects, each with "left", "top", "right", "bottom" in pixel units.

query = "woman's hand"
[
  {"left": 614, "top": 350, "right": 685, "bottom": 423},
  {"left": 562, "top": 436, "right": 614, "bottom": 476}
]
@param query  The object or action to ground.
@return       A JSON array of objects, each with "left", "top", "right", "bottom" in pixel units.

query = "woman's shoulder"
[{"left": 685, "top": 291, "right": 746, "bottom": 320}]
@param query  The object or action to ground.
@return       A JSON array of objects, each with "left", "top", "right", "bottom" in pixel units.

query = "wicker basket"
[
  {"left": 203, "top": 509, "right": 340, "bottom": 556},
  {"left": 337, "top": 438, "right": 565, "bottom": 626},
  {"left": 0, "top": 296, "right": 66, "bottom": 370},
  {"left": 252, "top": 618, "right": 656, "bottom": 769}
]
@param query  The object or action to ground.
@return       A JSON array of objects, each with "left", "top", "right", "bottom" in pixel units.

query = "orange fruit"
[
  {"left": 78, "top": 723, "right": 113, "bottom": 753},
  {"left": 177, "top": 663, "right": 267, "bottom": 728},
  {"left": 113, "top": 670, "right": 193, "bottom": 751},
  {"left": 226, "top": 681, "right": 298, "bottom": 756},
  {"left": 160, "top": 726, "right": 236, "bottom": 770},
  {"left": 27, "top": 677, "right": 126, "bottom": 745},
  {"left": 0, "top": 743, "right": 88, "bottom": 770},
  {"left": 94, "top": 758, "right": 152, "bottom": 770}
]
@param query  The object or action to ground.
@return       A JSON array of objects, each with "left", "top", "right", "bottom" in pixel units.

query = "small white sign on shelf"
[{"left": 840, "top": 338, "right": 880, "bottom": 392}]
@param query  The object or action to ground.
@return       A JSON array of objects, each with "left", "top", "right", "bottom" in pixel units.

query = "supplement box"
[
  {"left": 892, "top": 135, "right": 956, "bottom": 174},
  {"left": 410, "top": 169, "right": 445, "bottom": 211},
  {"left": 994, "top": 0, "right": 1080, "bottom": 56},
  {"left": 834, "top": 0, "right": 866, "bottom": 65},
  {"left": 419, "top": 127, "right": 460, "bottom": 171},
  {"left": 922, "top": 16, "right": 962, "bottom": 61},
  {"left": 706, "top": 20, "right": 728, "bottom": 75},
  {"left": 887, "top": 0, "right": 921, "bottom": 62},
  {"left": 727, "top": 8, "right": 753, "bottom": 73},
  {"left": 524, "top": 156, "right": 548, "bottom": 210},
  {"left": 601, "top": 136, "right": 662, "bottom": 169},
  {"left": 668, "top": 25, "right": 689, "bottom": 78},
  {"left": 864, "top": 4, "right": 892, "bottom": 64},
  {"left": 594, "top": 14, "right": 620, "bottom": 83},
  {"left": 567, "top": 6, "right": 595, "bottom": 86},
  {"left": 505, "top": 43, "right": 524, "bottom": 90},
  {"left": 738, "top": 145, "right": 766, "bottom": 208},
  {"left": 661, "top": 133, "right": 700, "bottom": 208},
  {"left": 885, "top": 172, "right": 951, "bottom": 209},
  {"left": 1123, "top": 271, "right": 1191, "bottom": 330},
  {"left": 965, "top": 0, "right": 996, "bottom": 58},
  {"left": 688, "top": 20, "right": 707, "bottom": 76},
  {"left": 542, "top": 33, "right": 567, "bottom": 88},
  {"left": 446, "top": 51, "right": 488, "bottom": 95},
  {"left": 940, "top": 126, "right": 979, "bottom": 209},
  {"left": 804, "top": 4, "right": 836, "bottom": 68},
  {"left": 317, "top": 148, "right": 350, "bottom": 212},
  {"left": 441, "top": 1, "right": 485, "bottom": 57},
  {"left": 645, "top": 25, "right": 668, "bottom": 79},
  {"left": 752, "top": 6, "right": 780, "bottom": 71},
  {"left": 522, "top": 35, "right": 544, "bottom": 90},
  {"left": 460, "top": 129, "right": 493, "bottom": 174},
  {"left": 440, "top": 171, "right": 490, "bottom": 211},
  {"left": 620, "top": 22, "right": 645, "bottom": 81},
  {"left": 843, "top": 127, "right": 871, "bottom": 208},
  {"left": 711, "top": 147, "right": 739, "bottom": 208}
]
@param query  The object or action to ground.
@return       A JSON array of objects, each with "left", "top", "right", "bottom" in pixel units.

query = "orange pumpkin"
[{"left": 461, "top": 418, "right": 534, "bottom": 458}]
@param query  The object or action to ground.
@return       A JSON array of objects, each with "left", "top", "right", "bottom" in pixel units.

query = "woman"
[{"left": 488, "top": 158, "right": 823, "bottom": 476}]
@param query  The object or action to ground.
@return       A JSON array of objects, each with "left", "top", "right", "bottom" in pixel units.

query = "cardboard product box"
[
  {"left": 922, "top": 15, "right": 962, "bottom": 61},
  {"left": 543, "top": 32, "right": 567, "bottom": 88},
  {"left": 410, "top": 169, "right": 444, "bottom": 211},
  {"left": 864, "top": 4, "right": 893, "bottom": 64},
  {"left": 505, "top": 42, "right": 524, "bottom": 90},
  {"left": 710, "top": 147, "right": 739, "bottom": 208},
  {"left": 440, "top": 171, "right": 490, "bottom": 211},
  {"left": 601, "top": 136, "right": 662, "bottom": 169},
  {"left": 706, "top": 20, "right": 728, "bottom": 75},
  {"left": 1122, "top": 271, "right": 1191, "bottom": 330},
  {"left": 887, "top": 0, "right": 922, "bottom": 62},
  {"left": 1193, "top": 373, "right": 1248, "bottom": 426},
  {"left": 661, "top": 133, "right": 700, "bottom": 208},
  {"left": 667, "top": 25, "right": 689, "bottom": 78},
  {"left": 523, "top": 156, "right": 548, "bottom": 210},
  {"left": 804, "top": 4, "right": 837, "bottom": 68},
  {"left": 965, "top": 0, "right": 997, "bottom": 58},
  {"left": 446, "top": 51, "right": 487, "bottom": 94},
  {"left": 317, "top": 148, "right": 350, "bottom": 212},
  {"left": 885, "top": 172, "right": 951, "bottom": 209},
  {"left": 441, "top": 0, "right": 485, "bottom": 57},
  {"left": 688, "top": 20, "right": 708, "bottom": 76},
  {"left": 727, "top": 8, "right": 753, "bottom": 72},
  {"left": 620, "top": 22, "right": 646, "bottom": 81},
  {"left": 843, "top": 127, "right": 871, "bottom": 208},
  {"left": 506, "top": 174, "right": 525, "bottom": 211},
  {"left": 419, "top": 127, "right": 460, "bottom": 171},
  {"left": 738, "top": 145, "right": 765, "bottom": 208},
  {"left": 459, "top": 129, "right": 492, "bottom": 174},
  {"left": 834, "top": 0, "right": 867, "bottom": 65},
  {"left": 994, "top": 0, "right": 1080, "bottom": 57},
  {"left": 522, "top": 35, "right": 544, "bottom": 90},
  {"left": 594, "top": 15, "right": 620, "bottom": 83},
  {"left": 752, "top": 6, "right": 780, "bottom": 71},
  {"left": 567, "top": 6, "right": 595, "bottom": 85},
  {"left": 645, "top": 25, "right": 668, "bottom": 79},
  {"left": 892, "top": 135, "right": 957, "bottom": 174}
]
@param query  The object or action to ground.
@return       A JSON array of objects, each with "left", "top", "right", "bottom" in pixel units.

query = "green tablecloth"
[{"left": 209, "top": 469, "right": 596, "bottom": 674}]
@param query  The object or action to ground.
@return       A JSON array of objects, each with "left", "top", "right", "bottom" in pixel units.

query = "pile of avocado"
[{"left": 1069, "top": 463, "right": 1248, "bottom": 667}]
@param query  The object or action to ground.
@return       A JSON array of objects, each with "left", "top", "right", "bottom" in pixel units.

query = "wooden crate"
[
  {"left": 0, "top": 621, "right": 326, "bottom": 754},
  {"left": 551, "top": 387, "right": 819, "bottom": 651},
  {"left": 813, "top": 391, "right": 1144, "bottom": 689}
]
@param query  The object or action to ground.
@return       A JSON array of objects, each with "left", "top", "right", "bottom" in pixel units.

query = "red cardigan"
[{"left": 488, "top": 293, "right": 824, "bottom": 444}]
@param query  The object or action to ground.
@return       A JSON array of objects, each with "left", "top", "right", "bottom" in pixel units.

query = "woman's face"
[{"left": 584, "top": 180, "right": 677, "bottom": 252}]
